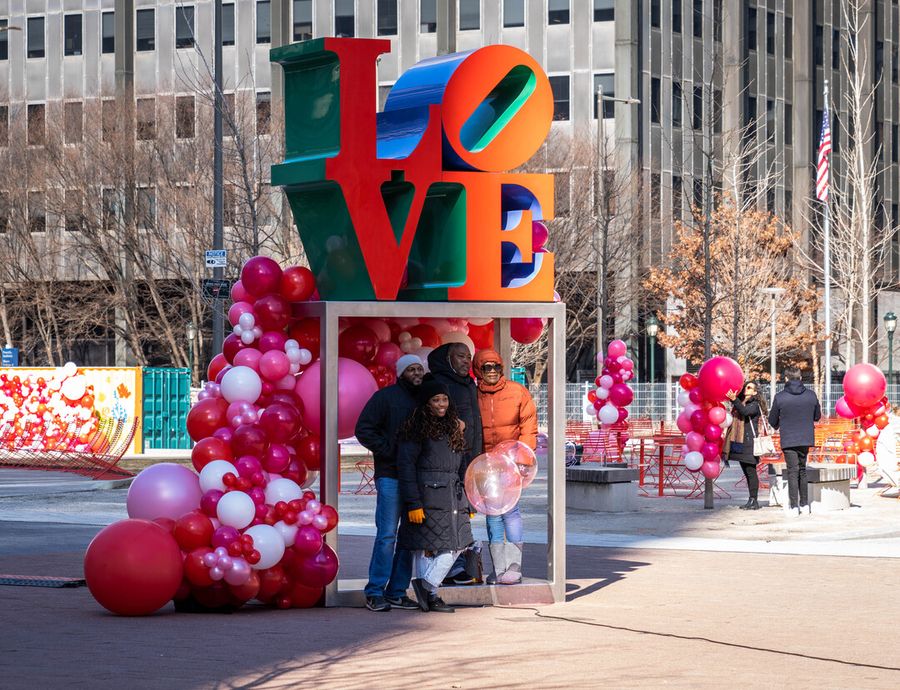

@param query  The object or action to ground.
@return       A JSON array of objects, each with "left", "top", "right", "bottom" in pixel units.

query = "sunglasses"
[{"left": 481, "top": 363, "right": 503, "bottom": 372}]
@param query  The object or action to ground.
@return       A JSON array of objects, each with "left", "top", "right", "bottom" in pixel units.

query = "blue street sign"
[{"left": 1, "top": 347, "right": 19, "bottom": 367}]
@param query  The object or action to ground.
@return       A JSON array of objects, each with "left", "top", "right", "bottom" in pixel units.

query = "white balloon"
[
  {"left": 298, "top": 348, "right": 313, "bottom": 365},
  {"left": 398, "top": 331, "right": 412, "bottom": 342},
  {"left": 216, "top": 491, "right": 256, "bottom": 529},
  {"left": 199, "top": 460, "right": 238, "bottom": 493},
  {"left": 596, "top": 387, "right": 610, "bottom": 400},
  {"left": 243, "top": 524, "right": 286, "bottom": 570},
  {"left": 265, "top": 477, "right": 303, "bottom": 505},
  {"left": 466, "top": 318, "right": 492, "bottom": 326},
  {"left": 441, "top": 330, "right": 476, "bottom": 355},
  {"left": 684, "top": 451, "right": 704, "bottom": 471},
  {"left": 286, "top": 348, "right": 302, "bottom": 363},
  {"left": 858, "top": 451, "right": 875, "bottom": 468},
  {"left": 62, "top": 362, "right": 77, "bottom": 377},
  {"left": 61, "top": 376, "right": 87, "bottom": 401},
  {"left": 285, "top": 339, "right": 299, "bottom": 350},
  {"left": 273, "top": 520, "right": 299, "bottom": 547},
  {"left": 408, "top": 337, "right": 423, "bottom": 350},
  {"left": 220, "top": 365, "right": 263, "bottom": 404},
  {"left": 598, "top": 403, "right": 619, "bottom": 425},
  {"left": 232, "top": 324, "right": 243, "bottom": 336},
  {"left": 585, "top": 404, "right": 597, "bottom": 417},
  {"left": 866, "top": 426, "right": 880, "bottom": 438},
  {"left": 721, "top": 412, "right": 733, "bottom": 429},
  {"left": 240, "top": 330, "right": 256, "bottom": 345},
  {"left": 238, "top": 312, "right": 255, "bottom": 329},
  {"left": 677, "top": 390, "right": 691, "bottom": 407}
]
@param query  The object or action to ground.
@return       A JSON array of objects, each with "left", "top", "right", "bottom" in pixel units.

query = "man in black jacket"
[
  {"left": 355, "top": 354, "right": 424, "bottom": 612},
  {"left": 768, "top": 367, "right": 822, "bottom": 516}
]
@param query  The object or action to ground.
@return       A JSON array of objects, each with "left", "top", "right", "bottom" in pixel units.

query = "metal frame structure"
[{"left": 290, "top": 300, "right": 567, "bottom": 606}]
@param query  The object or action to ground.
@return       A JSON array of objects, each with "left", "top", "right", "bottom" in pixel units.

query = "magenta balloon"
[
  {"left": 697, "top": 356, "right": 745, "bottom": 403},
  {"left": 607, "top": 339, "right": 627, "bottom": 359},
  {"left": 700, "top": 442, "right": 720, "bottom": 462},
  {"left": 608, "top": 383, "right": 634, "bottom": 407},
  {"left": 259, "top": 403, "right": 302, "bottom": 444},
  {"left": 231, "top": 280, "right": 251, "bottom": 303},
  {"left": 707, "top": 406, "right": 727, "bottom": 425},
  {"left": 241, "top": 256, "right": 283, "bottom": 297},
  {"left": 259, "top": 350, "right": 291, "bottom": 382},
  {"left": 228, "top": 301, "right": 254, "bottom": 327},
  {"left": 700, "top": 460, "right": 721, "bottom": 479},
  {"left": 532, "top": 220, "right": 549, "bottom": 250},
  {"left": 834, "top": 396, "right": 856, "bottom": 420},
  {"left": 295, "top": 544, "right": 339, "bottom": 587},
  {"left": 685, "top": 431, "right": 705, "bottom": 452},
  {"left": 374, "top": 341, "right": 403, "bottom": 369},
  {"left": 294, "top": 358, "right": 380, "bottom": 439},
  {"left": 212, "top": 525, "right": 240, "bottom": 549},
  {"left": 253, "top": 294, "right": 291, "bottom": 332},
  {"left": 258, "top": 330, "right": 289, "bottom": 353},
  {"left": 704, "top": 423, "right": 723, "bottom": 441},
  {"left": 213, "top": 427, "right": 234, "bottom": 444},
  {"left": 617, "top": 407, "right": 629, "bottom": 423},
  {"left": 690, "top": 409, "right": 708, "bottom": 433},
  {"left": 262, "top": 443, "right": 292, "bottom": 473},
  {"left": 126, "top": 463, "right": 202, "bottom": 521},
  {"left": 235, "top": 455, "right": 263, "bottom": 479},
  {"left": 233, "top": 348, "right": 262, "bottom": 371},
  {"left": 676, "top": 412, "right": 693, "bottom": 434},
  {"left": 620, "top": 358, "right": 635, "bottom": 371},
  {"left": 293, "top": 525, "right": 324, "bottom": 556},
  {"left": 232, "top": 424, "right": 269, "bottom": 457},
  {"left": 200, "top": 489, "right": 224, "bottom": 517},
  {"left": 688, "top": 388, "right": 704, "bottom": 404},
  {"left": 843, "top": 363, "right": 887, "bottom": 408}
]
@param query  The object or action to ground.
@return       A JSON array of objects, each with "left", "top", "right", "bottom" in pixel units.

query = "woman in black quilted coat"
[{"left": 397, "top": 377, "right": 474, "bottom": 613}]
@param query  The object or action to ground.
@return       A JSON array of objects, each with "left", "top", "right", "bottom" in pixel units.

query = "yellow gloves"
[{"left": 408, "top": 508, "right": 425, "bottom": 524}]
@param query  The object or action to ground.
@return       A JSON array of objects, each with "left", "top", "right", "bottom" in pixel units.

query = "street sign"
[
  {"left": 202, "top": 279, "right": 232, "bottom": 300},
  {"left": 1, "top": 347, "right": 19, "bottom": 367},
  {"left": 205, "top": 249, "right": 227, "bottom": 268}
]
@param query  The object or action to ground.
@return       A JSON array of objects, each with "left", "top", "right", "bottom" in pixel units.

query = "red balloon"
[
  {"left": 289, "top": 582, "right": 324, "bottom": 608},
  {"left": 294, "top": 544, "right": 339, "bottom": 588},
  {"left": 257, "top": 565, "right": 288, "bottom": 603},
  {"left": 152, "top": 517, "right": 176, "bottom": 533},
  {"left": 259, "top": 403, "right": 302, "bottom": 443},
  {"left": 280, "top": 266, "right": 316, "bottom": 302},
  {"left": 510, "top": 317, "right": 544, "bottom": 344},
  {"left": 679, "top": 373, "right": 698, "bottom": 390},
  {"left": 207, "top": 353, "right": 229, "bottom": 382},
  {"left": 338, "top": 325, "right": 379, "bottom": 364},
  {"left": 295, "top": 435, "right": 321, "bottom": 472},
  {"left": 222, "top": 333, "right": 249, "bottom": 364},
  {"left": 84, "top": 519, "right": 183, "bottom": 616},
  {"left": 241, "top": 256, "right": 283, "bottom": 297},
  {"left": 697, "top": 356, "right": 744, "bottom": 403},
  {"left": 320, "top": 504, "right": 339, "bottom": 532},
  {"left": 228, "top": 571, "right": 261, "bottom": 605},
  {"left": 408, "top": 324, "right": 441, "bottom": 348},
  {"left": 254, "top": 294, "right": 291, "bottom": 331},
  {"left": 173, "top": 511, "right": 215, "bottom": 551},
  {"left": 843, "top": 363, "right": 887, "bottom": 409},
  {"left": 293, "top": 525, "right": 324, "bottom": 557},
  {"left": 467, "top": 322, "right": 495, "bottom": 350},
  {"left": 875, "top": 415, "right": 890, "bottom": 430},
  {"left": 859, "top": 436, "right": 875, "bottom": 452},
  {"left": 184, "top": 547, "right": 215, "bottom": 587},
  {"left": 690, "top": 409, "right": 708, "bottom": 433},
  {"left": 289, "top": 319, "right": 321, "bottom": 361},
  {"left": 191, "top": 436, "right": 233, "bottom": 472},
  {"left": 232, "top": 424, "right": 270, "bottom": 457},
  {"left": 186, "top": 398, "right": 229, "bottom": 442},
  {"left": 191, "top": 582, "right": 233, "bottom": 610}
]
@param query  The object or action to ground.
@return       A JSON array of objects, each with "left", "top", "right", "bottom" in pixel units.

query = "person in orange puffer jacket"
[{"left": 473, "top": 349, "right": 538, "bottom": 584}]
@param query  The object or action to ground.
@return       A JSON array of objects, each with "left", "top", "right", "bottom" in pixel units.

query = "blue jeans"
[
  {"left": 485, "top": 502, "right": 523, "bottom": 544},
  {"left": 364, "top": 477, "right": 413, "bottom": 599}
]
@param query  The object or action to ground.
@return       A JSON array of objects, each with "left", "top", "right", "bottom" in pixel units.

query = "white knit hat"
[{"left": 395, "top": 354, "right": 424, "bottom": 377}]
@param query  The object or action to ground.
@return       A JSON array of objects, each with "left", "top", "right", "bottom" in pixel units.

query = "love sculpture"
[{"left": 271, "top": 38, "right": 556, "bottom": 302}]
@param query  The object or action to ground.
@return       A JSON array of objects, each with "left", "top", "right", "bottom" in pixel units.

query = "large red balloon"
[
  {"left": 289, "top": 319, "right": 321, "bottom": 361},
  {"left": 207, "top": 353, "right": 229, "bottom": 382},
  {"left": 256, "top": 564, "right": 288, "bottom": 603},
  {"left": 295, "top": 434, "right": 321, "bottom": 472},
  {"left": 467, "top": 322, "right": 495, "bottom": 350},
  {"left": 697, "top": 356, "right": 744, "bottom": 403},
  {"left": 191, "top": 436, "right": 233, "bottom": 472},
  {"left": 241, "top": 256, "right": 283, "bottom": 297},
  {"left": 281, "top": 266, "right": 316, "bottom": 302},
  {"left": 843, "top": 363, "right": 887, "bottom": 409},
  {"left": 186, "top": 398, "right": 229, "bottom": 442},
  {"left": 232, "top": 424, "right": 269, "bottom": 458},
  {"left": 254, "top": 294, "right": 291, "bottom": 331},
  {"left": 510, "top": 317, "right": 544, "bottom": 344},
  {"left": 173, "top": 511, "right": 215, "bottom": 551},
  {"left": 408, "top": 324, "right": 441, "bottom": 348},
  {"left": 288, "top": 582, "right": 324, "bottom": 608},
  {"left": 338, "top": 325, "right": 379, "bottom": 364},
  {"left": 259, "top": 403, "right": 302, "bottom": 443},
  {"left": 84, "top": 519, "right": 183, "bottom": 616}
]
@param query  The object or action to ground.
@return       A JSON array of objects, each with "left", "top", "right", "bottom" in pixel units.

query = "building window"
[
  {"left": 335, "top": 0, "right": 355, "bottom": 37},
  {"left": 459, "top": 0, "right": 480, "bottom": 30},
  {"left": 64, "top": 14, "right": 83, "bottom": 56},
  {"left": 713, "top": 0, "right": 722, "bottom": 42},
  {"left": 766, "top": 11, "right": 774, "bottom": 54},
  {"left": 766, "top": 99, "right": 774, "bottom": 140},
  {"left": 876, "top": 41, "right": 884, "bottom": 82},
  {"left": 693, "top": 178, "right": 703, "bottom": 211},
  {"left": 102, "top": 100, "right": 116, "bottom": 141},
  {"left": 746, "top": 7, "right": 756, "bottom": 51},
  {"left": 223, "top": 93, "right": 235, "bottom": 130},
  {"left": 651, "top": 78, "right": 660, "bottom": 124},
  {"left": 693, "top": 0, "right": 702, "bottom": 38},
  {"left": 378, "top": 0, "right": 398, "bottom": 35},
  {"left": 785, "top": 191, "right": 792, "bottom": 226},
  {"left": 672, "top": 81, "right": 683, "bottom": 128},
  {"left": 594, "top": 73, "right": 615, "bottom": 119},
  {"left": 693, "top": 86, "right": 702, "bottom": 130},
  {"left": 504, "top": 0, "right": 524, "bottom": 27},
  {"left": 549, "top": 76, "right": 570, "bottom": 120},
  {"left": 223, "top": 4, "right": 235, "bottom": 46},
  {"left": 893, "top": 124, "right": 898, "bottom": 162},
  {"left": 294, "top": 0, "right": 312, "bottom": 40},
  {"left": 673, "top": 1, "right": 682, "bottom": 32},
  {"left": 785, "top": 16, "right": 792, "bottom": 59},
  {"left": 28, "top": 192, "right": 45, "bottom": 234},
  {"left": 0, "top": 192, "right": 8, "bottom": 233},
  {"left": 65, "top": 190, "right": 84, "bottom": 232},
  {"left": 27, "top": 104, "right": 45, "bottom": 145},
  {"left": 813, "top": 24, "right": 823, "bottom": 66},
  {"left": 65, "top": 102, "right": 83, "bottom": 144},
  {"left": 257, "top": 1, "right": 271, "bottom": 43},
  {"left": 594, "top": 0, "right": 614, "bottom": 22},
  {"left": 257, "top": 92, "right": 271, "bottom": 135},
  {"left": 176, "top": 96, "right": 195, "bottom": 139},
  {"left": 0, "top": 106, "right": 7, "bottom": 146},
  {"left": 27, "top": 17, "right": 45, "bottom": 58},
  {"left": 672, "top": 175, "right": 682, "bottom": 220},
  {"left": 893, "top": 45, "right": 898, "bottom": 83},
  {"left": 651, "top": 0, "right": 660, "bottom": 28},
  {"left": 0, "top": 20, "right": 7, "bottom": 61},
  {"left": 176, "top": 6, "right": 195, "bottom": 49},
  {"left": 713, "top": 89, "right": 722, "bottom": 133},
  {"left": 102, "top": 189, "right": 117, "bottom": 231},
  {"left": 832, "top": 28, "right": 839, "bottom": 69},
  {"left": 555, "top": 172, "right": 570, "bottom": 217},
  {"left": 102, "top": 11, "right": 115, "bottom": 53},
  {"left": 766, "top": 188, "right": 775, "bottom": 213},
  {"left": 651, "top": 173, "right": 661, "bottom": 220},
  {"left": 136, "top": 9, "right": 154, "bottom": 51},
  {"left": 136, "top": 98, "right": 156, "bottom": 140},
  {"left": 549, "top": 0, "right": 569, "bottom": 24},
  {"left": 785, "top": 103, "right": 792, "bottom": 145},
  {"left": 136, "top": 188, "right": 156, "bottom": 231}
]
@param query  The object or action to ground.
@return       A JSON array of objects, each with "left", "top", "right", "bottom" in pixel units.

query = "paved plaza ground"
[{"left": 2, "top": 465, "right": 900, "bottom": 688}]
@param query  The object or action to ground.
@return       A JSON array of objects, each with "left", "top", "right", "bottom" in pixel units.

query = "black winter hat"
[{"left": 416, "top": 375, "right": 450, "bottom": 406}]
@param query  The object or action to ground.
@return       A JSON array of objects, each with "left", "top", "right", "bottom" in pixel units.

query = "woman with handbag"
[{"left": 726, "top": 382, "right": 769, "bottom": 510}]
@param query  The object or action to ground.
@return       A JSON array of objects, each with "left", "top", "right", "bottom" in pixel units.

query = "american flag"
[{"left": 816, "top": 109, "right": 832, "bottom": 202}]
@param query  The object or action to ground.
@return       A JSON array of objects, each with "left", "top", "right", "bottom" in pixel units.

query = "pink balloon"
[
  {"left": 200, "top": 489, "right": 224, "bottom": 518},
  {"left": 262, "top": 444, "right": 292, "bottom": 473},
  {"left": 293, "top": 525, "right": 324, "bottom": 556},
  {"left": 690, "top": 409, "right": 708, "bottom": 433},
  {"left": 235, "top": 455, "right": 263, "bottom": 479},
  {"left": 294, "top": 358, "right": 379, "bottom": 439},
  {"left": 212, "top": 525, "right": 240, "bottom": 549},
  {"left": 685, "top": 431, "right": 705, "bottom": 452},
  {"left": 707, "top": 406, "right": 727, "bottom": 425},
  {"left": 700, "top": 442, "right": 720, "bottom": 462},
  {"left": 294, "top": 545, "right": 339, "bottom": 587},
  {"left": 464, "top": 453, "right": 523, "bottom": 516},
  {"left": 843, "top": 363, "right": 887, "bottom": 408},
  {"left": 224, "top": 557, "right": 252, "bottom": 586},
  {"left": 704, "top": 423, "right": 723, "bottom": 441},
  {"left": 259, "top": 350, "right": 291, "bottom": 382},
  {"left": 834, "top": 396, "right": 856, "bottom": 420},
  {"left": 126, "top": 463, "right": 202, "bottom": 521},
  {"left": 607, "top": 339, "right": 627, "bottom": 358},
  {"left": 598, "top": 375, "right": 614, "bottom": 390},
  {"left": 608, "top": 383, "right": 634, "bottom": 407},
  {"left": 241, "top": 256, "right": 283, "bottom": 298},
  {"left": 688, "top": 388, "right": 704, "bottom": 404},
  {"left": 676, "top": 412, "right": 693, "bottom": 434},
  {"left": 700, "top": 460, "right": 721, "bottom": 479},
  {"left": 258, "top": 331, "right": 288, "bottom": 353},
  {"left": 231, "top": 280, "right": 251, "bottom": 303},
  {"left": 233, "top": 348, "right": 262, "bottom": 371},
  {"left": 620, "top": 358, "right": 635, "bottom": 371},
  {"left": 374, "top": 342, "right": 403, "bottom": 369},
  {"left": 532, "top": 220, "right": 549, "bottom": 250},
  {"left": 697, "top": 356, "right": 745, "bottom": 403},
  {"left": 228, "top": 302, "right": 254, "bottom": 327}
]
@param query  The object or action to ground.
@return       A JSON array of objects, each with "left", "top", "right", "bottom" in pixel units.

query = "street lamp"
[
  {"left": 646, "top": 315, "right": 659, "bottom": 384},
  {"left": 884, "top": 312, "right": 897, "bottom": 384},
  {"left": 760, "top": 287, "right": 786, "bottom": 406},
  {"left": 595, "top": 85, "right": 640, "bottom": 374},
  {"left": 186, "top": 322, "right": 197, "bottom": 384}
]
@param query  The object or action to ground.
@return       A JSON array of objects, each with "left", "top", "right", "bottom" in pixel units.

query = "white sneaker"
[
  {"left": 800, "top": 504, "right": 811, "bottom": 515},
  {"left": 783, "top": 506, "right": 800, "bottom": 518}
]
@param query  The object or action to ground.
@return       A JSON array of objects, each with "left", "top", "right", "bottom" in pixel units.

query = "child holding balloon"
[{"left": 397, "top": 378, "right": 475, "bottom": 613}]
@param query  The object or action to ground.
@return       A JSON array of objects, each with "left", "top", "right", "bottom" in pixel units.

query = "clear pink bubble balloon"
[
  {"left": 464, "top": 453, "right": 523, "bottom": 516},
  {"left": 492, "top": 440, "right": 539, "bottom": 489}
]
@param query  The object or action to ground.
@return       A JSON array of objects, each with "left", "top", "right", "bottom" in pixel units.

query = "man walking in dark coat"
[
  {"left": 355, "top": 354, "right": 425, "bottom": 611},
  {"left": 768, "top": 367, "right": 822, "bottom": 516}
]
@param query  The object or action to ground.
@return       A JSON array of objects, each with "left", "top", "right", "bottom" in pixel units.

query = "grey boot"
[
  {"left": 487, "top": 543, "right": 507, "bottom": 585},
  {"left": 497, "top": 543, "right": 523, "bottom": 584}
]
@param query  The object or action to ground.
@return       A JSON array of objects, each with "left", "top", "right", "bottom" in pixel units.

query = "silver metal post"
[
  {"left": 321, "top": 303, "right": 341, "bottom": 606},
  {"left": 823, "top": 80, "right": 832, "bottom": 415},
  {"left": 596, "top": 84, "right": 605, "bottom": 375},
  {"left": 770, "top": 293, "right": 777, "bottom": 406},
  {"left": 212, "top": 0, "right": 225, "bottom": 358},
  {"left": 547, "top": 303, "right": 566, "bottom": 603}
]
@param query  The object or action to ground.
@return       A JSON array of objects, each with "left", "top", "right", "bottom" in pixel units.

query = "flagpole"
[{"left": 823, "top": 79, "right": 832, "bottom": 416}]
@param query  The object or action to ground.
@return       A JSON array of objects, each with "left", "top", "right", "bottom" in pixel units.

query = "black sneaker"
[
  {"left": 427, "top": 595, "right": 455, "bottom": 613},
  {"left": 449, "top": 573, "right": 478, "bottom": 586},
  {"left": 384, "top": 595, "right": 419, "bottom": 610},
  {"left": 365, "top": 596, "right": 391, "bottom": 612},
  {"left": 410, "top": 579, "right": 431, "bottom": 612}
]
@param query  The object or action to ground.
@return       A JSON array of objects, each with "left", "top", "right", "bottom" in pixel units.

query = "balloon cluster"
[
  {"left": 676, "top": 357, "right": 744, "bottom": 478},
  {"left": 84, "top": 461, "right": 339, "bottom": 615},
  {"left": 0, "top": 362, "right": 101, "bottom": 451},
  {"left": 835, "top": 363, "right": 889, "bottom": 468},
  {"left": 585, "top": 339, "right": 635, "bottom": 427},
  {"left": 464, "top": 440, "right": 537, "bottom": 515}
]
